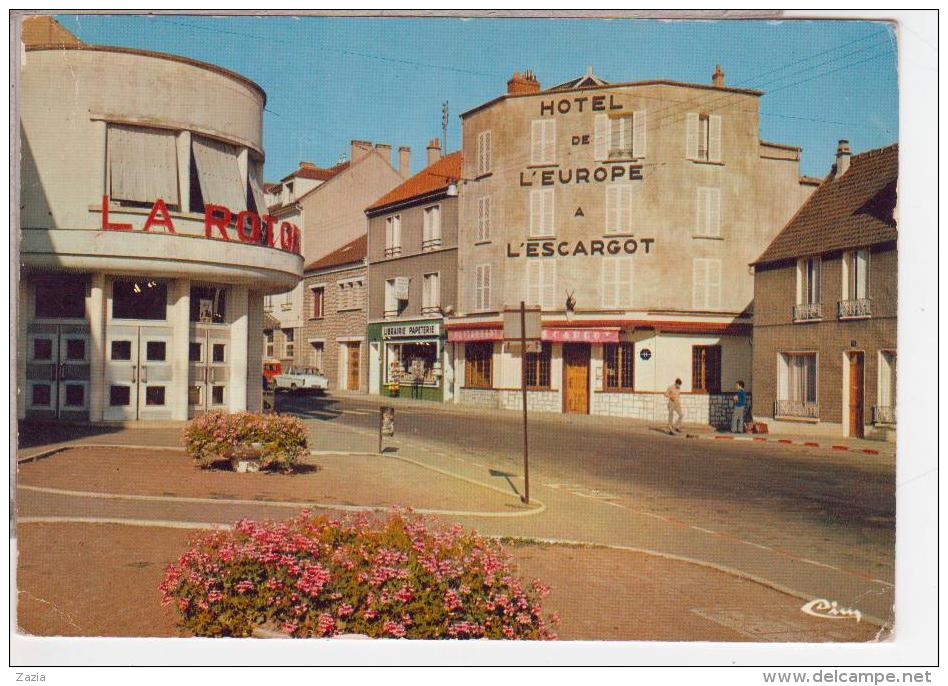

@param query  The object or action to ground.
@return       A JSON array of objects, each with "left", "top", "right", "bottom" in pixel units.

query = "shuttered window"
[
  {"left": 474, "top": 264, "right": 492, "bottom": 311},
  {"left": 192, "top": 135, "right": 246, "bottom": 210},
  {"left": 476, "top": 196, "right": 492, "bottom": 241},
  {"left": 422, "top": 272, "right": 440, "bottom": 313},
  {"left": 594, "top": 114, "right": 608, "bottom": 161},
  {"left": 695, "top": 187, "right": 721, "bottom": 237},
  {"left": 531, "top": 119, "right": 556, "bottom": 165},
  {"left": 108, "top": 124, "right": 179, "bottom": 207},
  {"left": 633, "top": 110, "right": 647, "bottom": 158},
  {"left": 692, "top": 258, "right": 722, "bottom": 310},
  {"left": 605, "top": 184, "right": 634, "bottom": 234},
  {"left": 529, "top": 188, "right": 554, "bottom": 237},
  {"left": 686, "top": 113, "right": 722, "bottom": 162},
  {"left": 477, "top": 130, "right": 492, "bottom": 175},
  {"left": 526, "top": 260, "right": 556, "bottom": 310},
  {"left": 602, "top": 256, "right": 634, "bottom": 309}
]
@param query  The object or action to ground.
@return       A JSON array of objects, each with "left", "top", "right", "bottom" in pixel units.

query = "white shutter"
[
  {"left": 605, "top": 186, "right": 617, "bottom": 233},
  {"left": 483, "top": 131, "right": 492, "bottom": 173},
  {"left": 617, "top": 258, "right": 634, "bottom": 308},
  {"left": 192, "top": 136, "right": 246, "bottom": 210},
  {"left": 531, "top": 120, "right": 543, "bottom": 165},
  {"left": 693, "top": 258, "right": 707, "bottom": 308},
  {"left": 708, "top": 115, "right": 722, "bottom": 162},
  {"left": 542, "top": 261, "right": 556, "bottom": 310},
  {"left": 696, "top": 188, "right": 707, "bottom": 235},
  {"left": 594, "top": 114, "right": 608, "bottom": 161},
  {"left": 602, "top": 258, "right": 617, "bottom": 308},
  {"left": 431, "top": 273, "right": 440, "bottom": 308},
  {"left": 708, "top": 259, "right": 722, "bottom": 309},
  {"left": 432, "top": 205, "right": 441, "bottom": 240},
  {"left": 543, "top": 120, "right": 556, "bottom": 164},
  {"left": 476, "top": 198, "right": 484, "bottom": 241},
  {"left": 482, "top": 196, "right": 491, "bottom": 240},
  {"left": 633, "top": 110, "right": 647, "bottom": 158},
  {"left": 855, "top": 249, "right": 869, "bottom": 299},
  {"left": 526, "top": 261, "right": 541, "bottom": 307},
  {"left": 474, "top": 267, "right": 483, "bottom": 310},
  {"left": 686, "top": 112, "right": 699, "bottom": 160},
  {"left": 393, "top": 215, "right": 401, "bottom": 248},
  {"left": 542, "top": 188, "right": 554, "bottom": 235},
  {"left": 109, "top": 125, "right": 179, "bottom": 206},
  {"left": 620, "top": 185, "right": 633, "bottom": 234},
  {"left": 483, "top": 264, "right": 491, "bottom": 310},
  {"left": 529, "top": 190, "right": 541, "bottom": 237},
  {"left": 709, "top": 188, "right": 721, "bottom": 236}
]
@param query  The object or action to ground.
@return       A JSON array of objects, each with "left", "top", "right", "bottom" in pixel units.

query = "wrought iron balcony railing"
[
  {"left": 384, "top": 246, "right": 402, "bottom": 258},
  {"left": 775, "top": 399, "right": 819, "bottom": 419},
  {"left": 421, "top": 238, "right": 443, "bottom": 251},
  {"left": 792, "top": 302, "right": 822, "bottom": 322},
  {"left": 838, "top": 298, "right": 872, "bottom": 319},
  {"left": 872, "top": 405, "right": 896, "bottom": 425}
]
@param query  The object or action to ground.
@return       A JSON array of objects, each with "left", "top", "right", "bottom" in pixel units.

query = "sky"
[{"left": 55, "top": 14, "right": 899, "bottom": 180}]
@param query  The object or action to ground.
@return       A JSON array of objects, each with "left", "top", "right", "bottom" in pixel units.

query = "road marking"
[
  {"left": 341, "top": 410, "right": 375, "bottom": 416},
  {"left": 637, "top": 512, "right": 670, "bottom": 522},
  {"left": 743, "top": 541, "right": 774, "bottom": 551},
  {"left": 691, "top": 526, "right": 717, "bottom": 535},
  {"left": 603, "top": 501, "right": 625, "bottom": 508},
  {"left": 798, "top": 558, "right": 841, "bottom": 571},
  {"left": 18, "top": 516, "right": 230, "bottom": 530}
]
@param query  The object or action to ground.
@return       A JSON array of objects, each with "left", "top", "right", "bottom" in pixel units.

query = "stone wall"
[{"left": 458, "top": 388, "right": 560, "bottom": 413}]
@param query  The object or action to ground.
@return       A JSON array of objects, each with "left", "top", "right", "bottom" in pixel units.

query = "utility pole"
[
  {"left": 442, "top": 101, "right": 449, "bottom": 152},
  {"left": 519, "top": 301, "right": 530, "bottom": 505}
]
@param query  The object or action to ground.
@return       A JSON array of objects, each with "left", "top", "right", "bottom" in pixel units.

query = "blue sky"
[{"left": 56, "top": 14, "right": 898, "bottom": 180}]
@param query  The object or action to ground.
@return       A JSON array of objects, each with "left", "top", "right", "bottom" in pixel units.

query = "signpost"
[
  {"left": 379, "top": 406, "right": 395, "bottom": 453},
  {"left": 503, "top": 303, "right": 541, "bottom": 504}
]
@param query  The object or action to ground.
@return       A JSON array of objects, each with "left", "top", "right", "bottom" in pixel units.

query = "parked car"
[
  {"left": 274, "top": 366, "right": 328, "bottom": 394},
  {"left": 263, "top": 359, "right": 283, "bottom": 382}
]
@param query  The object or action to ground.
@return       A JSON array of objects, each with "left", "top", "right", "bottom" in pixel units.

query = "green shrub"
[
  {"left": 159, "top": 510, "right": 558, "bottom": 639},
  {"left": 182, "top": 411, "right": 308, "bottom": 472}
]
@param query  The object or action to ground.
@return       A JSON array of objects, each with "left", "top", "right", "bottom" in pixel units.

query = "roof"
[
  {"left": 263, "top": 312, "right": 281, "bottom": 330},
  {"left": 263, "top": 183, "right": 282, "bottom": 194},
  {"left": 366, "top": 151, "right": 462, "bottom": 212},
  {"left": 22, "top": 16, "right": 83, "bottom": 48},
  {"left": 547, "top": 68, "right": 610, "bottom": 92},
  {"left": 304, "top": 234, "right": 367, "bottom": 272},
  {"left": 280, "top": 161, "right": 350, "bottom": 184},
  {"left": 753, "top": 144, "right": 898, "bottom": 266}
]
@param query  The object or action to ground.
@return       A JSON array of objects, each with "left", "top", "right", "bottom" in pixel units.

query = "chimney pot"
[
  {"left": 398, "top": 146, "right": 411, "bottom": 177},
  {"left": 835, "top": 139, "right": 852, "bottom": 179},
  {"left": 426, "top": 137, "right": 442, "bottom": 167},
  {"left": 507, "top": 69, "right": 541, "bottom": 95},
  {"left": 712, "top": 64, "right": 725, "bottom": 88}
]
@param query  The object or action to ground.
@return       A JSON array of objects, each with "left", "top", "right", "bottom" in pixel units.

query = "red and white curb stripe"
[{"left": 692, "top": 433, "right": 891, "bottom": 456}]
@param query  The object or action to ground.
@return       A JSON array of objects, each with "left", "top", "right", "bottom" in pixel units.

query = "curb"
[{"left": 697, "top": 432, "right": 890, "bottom": 456}]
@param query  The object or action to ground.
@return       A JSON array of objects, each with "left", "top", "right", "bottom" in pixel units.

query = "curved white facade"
[{"left": 18, "top": 45, "right": 301, "bottom": 422}]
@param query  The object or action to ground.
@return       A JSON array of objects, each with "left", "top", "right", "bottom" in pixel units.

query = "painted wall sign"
[
  {"left": 447, "top": 328, "right": 503, "bottom": 343},
  {"left": 639, "top": 348, "right": 652, "bottom": 361},
  {"left": 519, "top": 164, "right": 642, "bottom": 187},
  {"left": 539, "top": 94, "right": 624, "bottom": 116},
  {"left": 542, "top": 328, "right": 619, "bottom": 344},
  {"left": 382, "top": 322, "right": 441, "bottom": 339},
  {"left": 507, "top": 238, "right": 654, "bottom": 258},
  {"left": 99, "top": 195, "right": 302, "bottom": 254}
]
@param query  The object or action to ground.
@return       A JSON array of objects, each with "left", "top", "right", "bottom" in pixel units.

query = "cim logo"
[{"left": 99, "top": 195, "right": 302, "bottom": 254}]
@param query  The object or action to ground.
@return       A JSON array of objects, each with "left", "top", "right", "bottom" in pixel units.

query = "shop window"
[
  {"left": 111, "top": 340, "right": 132, "bottom": 361},
  {"left": 64, "top": 384, "right": 85, "bottom": 407},
  {"left": 386, "top": 341, "right": 440, "bottom": 386},
  {"left": 32, "top": 384, "right": 51, "bottom": 406},
  {"left": 524, "top": 342, "right": 552, "bottom": 389},
  {"left": 189, "top": 342, "right": 203, "bottom": 362},
  {"left": 691, "top": 345, "right": 721, "bottom": 394},
  {"left": 604, "top": 343, "right": 634, "bottom": 390},
  {"left": 35, "top": 276, "right": 86, "bottom": 319},
  {"left": 110, "top": 385, "right": 130, "bottom": 407},
  {"left": 465, "top": 342, "right": 493, "bottom": 389},
  {"left": 33, "top": 339, "right": 53, "bottom": 361},
  {"left": 311, "top": 287, "right": 325, "bottom": 319},
  {"left": 145, "top": 386, "right": 166, "bottom": 406},
  {"left": 212, "top": 344, "right": 226, "bottom": 363},
  {"left": 112, "top": 280, "right": 167, "bottom": 320},
  {"left": 146, "top": 341, "right": 166, "bottom": 362},
  {"left": 190, "top": 287, "right": 227, "bottom": 323},
  {"left": 65, "top": 339, "right": 86, "bottom": 361},
  {"left": 107, "top": 123, "right": 179, "bottom": 209}
]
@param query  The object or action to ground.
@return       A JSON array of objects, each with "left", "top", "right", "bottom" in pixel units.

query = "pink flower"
[
  {"left": 317, "top": 613, "right": 336, "bottom": 636},
  {"left": 337, "top": 603, "right": 354, "bottom": 617},
  {"left": 383, "top": 621, "right": 407, "bottom": 638}
]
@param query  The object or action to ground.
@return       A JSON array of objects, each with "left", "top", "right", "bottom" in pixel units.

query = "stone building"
[
  {"left": 365, "top": 141, "right": 460, "bottom": 401},
  {"left": 751, "top": 142, "right": 897, "bottom": 440},
  {"left": 446, "top": 66, "right": 817, "bottom": 424},
  {"left": 300, "top": 236, "right": 367, "bottom": 391}
]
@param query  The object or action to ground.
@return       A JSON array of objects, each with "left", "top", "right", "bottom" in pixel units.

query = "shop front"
[{"left": 368, "top": 320, "right": 446, "bottom": 401}]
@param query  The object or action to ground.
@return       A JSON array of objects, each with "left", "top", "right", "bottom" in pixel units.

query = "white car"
[{"left": 274, "top": 366, "right": 329, "bottom": 394}]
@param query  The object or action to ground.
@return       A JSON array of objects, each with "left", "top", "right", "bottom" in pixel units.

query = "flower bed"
[
  {"left": 158, "top": 510, "right": 558, "bottom": 639},
  {"left": 182, "top": 412, "right": 308, "bottom": 473}
]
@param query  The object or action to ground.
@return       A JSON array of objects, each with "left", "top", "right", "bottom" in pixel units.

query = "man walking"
[
  {"left": 731, "top": 380, "right": 747, "bottom": 433},
  {"left": 665, "top": 378, "right": 683, "bottom": 433}
]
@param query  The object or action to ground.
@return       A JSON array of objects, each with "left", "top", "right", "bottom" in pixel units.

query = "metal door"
[
  {"left": 188, "top": 328, "right": 230, "bottom": 416},
  {"left": 104, "top": 326, "right": 173, "bottom": 421},
  {"left": 138, "top": 328, "right": 174, "bottom": 421},
  {"left": 25, "top": 324, "right": 90, "bottom": 420}
]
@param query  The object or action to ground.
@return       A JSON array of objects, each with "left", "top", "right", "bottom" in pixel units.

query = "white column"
[
  {"left": 87, "top": 273, "right": 106, "bottom": 422},
  {"left": 245, "top": 289, "right": 264, "bottom": 413},
  {"left": 170, "top": 279, "right": 191, "bottom": 421},
  {"left": 229, "top": 285, "right": 249, "bottom": 412}
]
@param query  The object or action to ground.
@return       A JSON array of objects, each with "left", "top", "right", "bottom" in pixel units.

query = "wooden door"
[
  {"left": 347, "top": 344, "right": 361, "bottom": 391},
  {"left": 563, "top": 343, "right": 590, "bottom": 414},
  {"left": 848, "top": 352, "right": 864, "bottom": 438}
]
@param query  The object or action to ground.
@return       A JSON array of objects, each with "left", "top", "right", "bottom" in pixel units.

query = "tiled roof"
[
  {"left": 366, "top": 151, "right": 462, "bottom": 212},
  {"left": 263, "top": 182, "right": 281, "bottom": 194},
  {"left": 304, "top": 234, "right": 367, "bottom": 272},
  {"left": 281, "top": 161, "right": 350, "bottom": 183},
  {"left": 753, "top": 144, "right": 898, "bottom": 266}
]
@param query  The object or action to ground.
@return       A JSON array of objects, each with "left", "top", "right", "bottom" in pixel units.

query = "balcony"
[
  {"left": 792, "top": 302, "right": 822, "bottom": 322},
  {"left": 775, "top": 399, "right": 819, "bottom": 419},
  {"left": 838, "top": 298, "right": 872, "bottom": 319},
  {"left": 384, "top": 246, "right": 402, "bottom": 258},
  {"left": 872, "top": 405, "right": 896, "bottom": 425},
  {"left": 421, "top": 238, "right": 443, "bottom": 251}
]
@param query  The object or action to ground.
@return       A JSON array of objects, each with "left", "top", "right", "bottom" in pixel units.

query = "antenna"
[{"left": 442, "top": 101, "right": 449, "bottom": 152}]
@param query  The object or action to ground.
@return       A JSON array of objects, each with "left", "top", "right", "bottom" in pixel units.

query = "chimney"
[
  {"left": 374, "top": 143, "right": 392, "bottom": 167},
  {"left": 350, "top": 139, "right": 373, "bottom": 163},
  {"left": 507, "top": 69, "right": 541, "bottom": 95},
  {"left": 835, "top": 139, "right": 852, "bottom": 180},
  {"left": 398, "top": 146, "right": 411, "bottom": 177},
  {"left": 712, "top": 64, "right": 725, "bottom": 88},
  {"left": 426, "top": 138, "right": 442, "bottom": 167}
]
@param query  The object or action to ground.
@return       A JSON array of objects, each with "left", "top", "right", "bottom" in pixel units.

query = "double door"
[
  {"left": 25, "top": 324, "right": 91, "bottom": 419},
  {"left": 188, "top": 328, "right": 230, "bottom": 416},
  {"left": 104, "top": 326, "right": 173, "bottom": 421}
]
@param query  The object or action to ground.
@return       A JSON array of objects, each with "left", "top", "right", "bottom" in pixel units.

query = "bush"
[
  {"left": 182, "top": 411, "right": 308, "bottom": 473},
  {"left": 158, "top": 510, "right": 558, "bottom": 640}
]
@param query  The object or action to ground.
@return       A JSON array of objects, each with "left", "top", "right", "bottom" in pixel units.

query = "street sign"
[
  {"left": 639, "top": 348, "right": 652, "bottom": 361},
  {"left": 503, "top": 307, "right": 541, "bottom": 341}
]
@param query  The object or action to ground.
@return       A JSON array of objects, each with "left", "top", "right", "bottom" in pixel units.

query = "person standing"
[
  {"left": 731, "top": 380, "right": 747, "bottom": 433},
  {"left": 665, "top": 378, "right": 684, "bottom": 433}
]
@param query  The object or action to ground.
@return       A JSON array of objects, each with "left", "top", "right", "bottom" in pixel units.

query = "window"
[
  {"left": 385, "top": 215, "right": 402, "bottom": 257},
  {"left": 477, "top": 130, "right": 492, "bottom": 175},
  {"left": 212, "top": 386, "right": 225, "bottom": 405},
  {"left": 423, "top": 205, "right": 442, "bottom": 250},
  {"left": 111, "top": 340, "right": 132, "bottom": 361},
  {"left": 524, "top": 342, "right": 552, "bottom": 388},
  {"left": 610, "top": 115, "right": 634, "bottom": 158},
  {"left": 386, "top": 341, "right": 440, "bottom": 386},
  {"left": 794, "top": 257, "right": 822, "bottom": 321},
  {"left": 530, "top": 119, "right": 556, "bottom": 165},
  {"left": 264, "top": 330, "right": 274, "bottom": 358},
  {"left": 465, "top": 342, "right": 493, "bottom": 388},
  {"left": 476, "top": 196, "right": 492, "bottom": 241},
  {"left": 35, "top": 276, "right": 86, "bottom": 319},
  {"left": 529, "top": 188, "right": 554, "bottom": 237},
  {"left": 695, "top": 187, "right": 721, "bottom": 237},
  {"left": 282, "top": 289, "right": 293, "bottom": 310},
  {"left": 190, "top": 286, "right": 227, "bottom": 323},
  {"left": 692, "top": 258, "right": 722, "bottom": 310},
  {"left": 282, "top": 328, "right": 295, "bottom": 359},
  {"left": 145, "top": 386, "right": 166, "bottom": 406},
  {"left": 526, "top": 260, "right": 557, "bottom": 310},
  {"left": 212, "top": 344, "right": 226, "bottom": 363},
  {"left": 64, "top": 384, "right": 85, "bottom": 407},
  {"left": 310, "top": 342, "right": 324, "bottom": 371},
  {"left": 112, "top": 280, "right": 168, "bottom": 320},
  {"left": 777, "top": 352, "right": 818, "bottom": 418},
  {"left": 146, "top": 341, "right": 166, "bottom": 362},
  {"left": 692, "top": 345, "right": 721, "bottom": 394},
  {"left": 65, "top": 339, "right": 86, "bottom": 361},
  {"left": 191, "top": 135, "right": 246, "bottom": 210},
  {"left": 32, "top": 384, "right": 52, "bottom": 406},
  {"left": 598, "top": 112, "right": 647, "bottom": 160},
  {"left": 686, "top": 113, "right": 722, "bottom": 162},
  {"left": 189, "top": 342, "right": 203, "bottom": 362},
  {"left": 311, "top": 286, "right": 325, "bottom": 318},
  {"left": 33, "top": 339, "right": 53, "bottom": 360},
  {"left": 474, "top": 264, "right": 492, "bottom": 312},
  {"left": 264, "top": 295, "right": 273, "bottom": 313},
  {"left": 422, "top": 272, "right": 441, "bottom": 313},
  {"left": 385, "top": 278, "right": 408, "bottom": 317},
  {"left": 602, "top": 257, "right": 634, "bottom": 309},
  {"left": 247, "top": 158, "right": 266, "bottom": 215},
  {"left": 110, "top": 386, "right": 130, "bottom": 407},
  {"left": 107, "top": 124, "right": 179, "bottom": 208},
  {"left": 604, "top": 342, "right": 635, "bottom": 390},
  {"left": 840, "top": 249, "right": 871, "bottom": 318},
  {"left": 605, "top": 184, "right": 634, "bottom": 234},
  {"left": 876, "top": 351, "right": 896, "bottom": 424}
]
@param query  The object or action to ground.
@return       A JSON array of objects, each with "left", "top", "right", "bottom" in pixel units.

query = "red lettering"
[
  {"left": 204, "top": 205, "right": 231, "bottom": 240},
  {"left": 235, "top": 210, "right": 261, "bottom": 243},
  {"left": 262, "top": 215, "right": 277, "bottom": 247},
  {"left": 100, "top": 195, "right": 133, "bottom": 231},
  {"left": 142, "top": 198, "right": 176, "bottom": 233}
]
